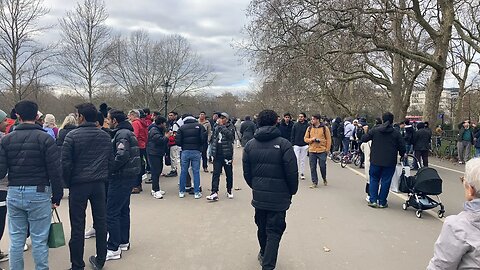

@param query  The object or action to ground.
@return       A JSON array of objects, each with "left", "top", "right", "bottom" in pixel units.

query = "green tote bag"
[{"left": 48, "top": 208, "right": 65, "bottom": 248}]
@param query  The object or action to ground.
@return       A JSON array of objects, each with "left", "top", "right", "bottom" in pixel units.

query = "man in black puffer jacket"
[
  {"left": 207, "top": 112, "right": 235, "bottom": 201},
  {"left": 412, "top": 122, "right": 431, "bottom": 167},
  {"left": 147, "top": 115, "right": 170, "bottom": 199},
  {"left": 105, "top": 109, "right": 141, "bottom": 261},
  {"left": 62, "top": 103, "right": 112, "bottom": 270},
  {"left": 362, "top": 112, "right": 405, "bottom": 208},
  {"left": 243, "top": 109, "right": 298, "bottom": 270},
  {"left": 175, "top": 114, "right": 206, "bottom": 198},
  {"left": 0, "top": 100, "right": 64, "bottom": 269}
]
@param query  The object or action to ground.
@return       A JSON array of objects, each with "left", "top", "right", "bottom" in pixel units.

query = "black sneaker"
[
  {"left": 257, "top": 252, "right": 264, "bottom": 266},
  {"left": 0, "top": 251, "right": 8, "bottom": 262},
  {"left": 165, "top": 171, "right": 178, "bottom": 177},
  {"left": 89, "top": 255, "right": 104, "bottom": 270}
]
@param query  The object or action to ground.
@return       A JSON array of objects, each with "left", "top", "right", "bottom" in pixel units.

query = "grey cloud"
[{"left": 41, "top": 0, "right": 253, "bottom": 90}]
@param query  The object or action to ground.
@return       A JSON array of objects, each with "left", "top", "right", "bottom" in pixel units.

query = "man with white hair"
[{"left": 428, "top": 158, "right": 480, "bottom": 269}]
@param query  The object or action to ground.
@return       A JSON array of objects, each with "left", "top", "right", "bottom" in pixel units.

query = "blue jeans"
[
  {"left": 342, "top": 138, "right": 350, "bottom": 155},
  {"left": 476, "top": 148, "right": 480, "bottom": 158},
  {"left": 179, "top": 150, "right": 201, "bottom": 193},
  {"left": 7, "top": 186, "right": 52, "bottom": 270},
  {"left": 369, "top": 165, "right": 396, "bottom": 206},
  {"left": 309, "top": 152, "right": 327, "bottom": 184},
  {"left": 107, "top": 181, "right": 132, "bottom": 251}
]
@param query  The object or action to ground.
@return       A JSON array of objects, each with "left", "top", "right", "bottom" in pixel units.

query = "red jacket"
[
  {"left": 145, "top": 115, "right": 153, "bottom": 127},
  {"left": 131, "top": 119, "right": 148, "bottom": 149}
]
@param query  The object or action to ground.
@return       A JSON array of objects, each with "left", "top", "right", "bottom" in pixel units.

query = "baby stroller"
[{"left": 399, "top": 167, "right": 445, "bottom": 219}]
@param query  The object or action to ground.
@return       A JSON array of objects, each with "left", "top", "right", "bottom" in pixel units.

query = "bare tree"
[
  {"left": 107, "top": 32, "right": 214, "bottom": 111},
  {"left": 159, "top": 35, "right": 214, "bottom": 112},
  {"left": 0, "top": 0, "right": 53, "bottom": 105},
  {"left": 57, "top": 0, "right": 111, "bottom": 102},
  {"left": 243, "top": 0, "right": 455, "bottom": 123},
  {"left": 106, "top": 31, "right": 165, "bottom": 107}
]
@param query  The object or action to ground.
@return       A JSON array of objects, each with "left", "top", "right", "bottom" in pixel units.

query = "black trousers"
[
  {"left": 69, "top": 182, "right": 107, "bottom": 269},
  {"left": 201, "top": 146, "right": 208, "bottom": 170},
  {"left": 0, "top": 190, "right": 6, "bottom": 242},
  {"left": 148, "top": 154, "right": 164, "bottom": 192},
  {"left": 333, "top": 137, "right": 341, "bottom": 152},
  {"left": 255, "top": 209, "right": 287, "bottom": 270},
  {"left": 136, "top": 148, "right": 147, "bottom": 188},
  {"left": 211, "top": 157, "right": 233, "bottom": 193},
  {"left": 107, "top": 181, "right": 132, "bottom": 251},
  {"left": 415, "top": 150, "right": 429, "bottom": 167}
]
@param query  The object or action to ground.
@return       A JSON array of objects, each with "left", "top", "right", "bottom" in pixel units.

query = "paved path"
[{"left": 0, "top": 152, "right": 465, "bottom": 269}]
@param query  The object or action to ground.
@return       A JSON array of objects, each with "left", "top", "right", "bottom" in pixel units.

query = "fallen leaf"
[{"left": 323, "top": 246, "right": 331, "bottom": 252}]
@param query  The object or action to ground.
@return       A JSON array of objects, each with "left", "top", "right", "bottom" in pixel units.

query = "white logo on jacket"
[{"left": 274, "top": 145, "right": 280, "bottom": 149}]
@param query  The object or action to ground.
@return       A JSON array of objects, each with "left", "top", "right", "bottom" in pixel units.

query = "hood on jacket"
[
  {"left": 254, "top": 126, "right": 281, "bottom": 142},
  {"left": 464, "top": 198, "right": 480, "bottom": 230},
  {"left": 114, "top": 121, "right": 134, "bottom": 132},
  {"left": 183, "top": 116, "right": 197, "bottom": 124},
  {"left": 135, "top": 118, "right": 148, "bottom": 128},
  {"left": 377, "top": 122, "right": 394, "bottom": 133}
]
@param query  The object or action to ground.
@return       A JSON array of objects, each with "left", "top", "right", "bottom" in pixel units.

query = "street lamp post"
[{"left": 162, "top": 79, "right": 171, "bottom": 117}]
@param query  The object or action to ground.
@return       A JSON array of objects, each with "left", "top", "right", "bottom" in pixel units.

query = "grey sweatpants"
[{"left": 457, "top": 141, "right": 472, "bottom": 162}]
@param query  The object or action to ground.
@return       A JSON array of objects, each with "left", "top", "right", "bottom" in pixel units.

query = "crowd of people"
[{"left": 0, "top": 100, "right": 478, "bottom": 270}]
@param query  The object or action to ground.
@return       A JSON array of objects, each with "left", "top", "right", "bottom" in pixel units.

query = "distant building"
[{"left": 409, "top": 87, "right": 459, "bottom": 116}]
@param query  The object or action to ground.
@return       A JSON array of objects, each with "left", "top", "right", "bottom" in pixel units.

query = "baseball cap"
[
  {"left": 0, "top": 110, "right": 7, "bottom": 122},
  {"left": 220, "top": 112, "right": 229, "bottom": 119}
]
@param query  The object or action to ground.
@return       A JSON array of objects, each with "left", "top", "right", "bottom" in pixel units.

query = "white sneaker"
[
  {"left": 85, "top": 227, "right": 96, "bottom": 239},
  {"left": 227, "top": 192, "right": 234, "bottom": 199},
  {"left": 151, "top": 190, "right": 166, "bottom": 196},
  {"left": 365, "top": 196, "right": 370, "bottom": 202},
  {"left": 119, "top": 243, "right": 130, "bottom": 251},
  {"left": 179, "top": 192, "right": 185, "bottom": 198},
  {"left": 142, "top": 174, "right": 149, "bottom": 181},
  {"left": 206, "top": 192, "right": 218, "bottom": 201},
  {"left": 300, "top": 174, "right": 306, "bottom": 180},
  {"left": 23, "top": 244, "right": 28, "bottom": 252},
  {"left": 106, "top": 249, "right": 121, "bottom": 261},
  {"left": 194, "top": 192, "right": 202, "bottom": 199},
  {"left": 153, "top": 191, "right": 164, "bottom": 199}
]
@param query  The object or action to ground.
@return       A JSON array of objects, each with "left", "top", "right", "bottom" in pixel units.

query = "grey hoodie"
[{"left": 427, "top": 199, "right": 480, "bottom": 269}]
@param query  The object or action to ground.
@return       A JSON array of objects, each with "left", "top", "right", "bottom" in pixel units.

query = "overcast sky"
[{"left": 41, "top": 0, "right": 254, "bottom": 94}]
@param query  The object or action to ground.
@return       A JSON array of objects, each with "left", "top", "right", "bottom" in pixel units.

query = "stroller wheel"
[
  {"left": 437, "top": 210, "right": 445, "bottom": 218},
  {"left": 402, "top": 203, "right": 408, "bottom": 210},
  {"left": 415, "top": 210, "right": 422, "bottom": 218}
]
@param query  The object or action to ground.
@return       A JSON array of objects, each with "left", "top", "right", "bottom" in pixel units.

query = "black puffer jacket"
[
  {"left": 404, "top": 125, "right": 415, "bottom": 145},
  {"left": 243, "top": 126, "right": 298, "bottom": 211},
  {"left": 175, "top": 117, "right": 206, "bottom": 151},
  {"left": 56, "top": 125, "right": 76, "bottom": 147},
  {"left": 412, "top": 128, "right": 431, "bottom": 151},
  {"left": 278, "top": 120, "right": 293, "bottom": 142},
  {"left": 211, "top": 123, "right": 235, "bottom": 159},
  {"left": 110, "top": 121, "right": 141, "bottom": 179},
  {"left": 0, "top": 123, "right": 64, "bottom": 205},
  {"left": 240, "top": 120, "right": 256, "bottom": 147},
  {"left": 362, "top": 122, "right": 406, "bottom": 167},
  {"left": 61, "top": 122, "right": 112, "bottom": 187},
  {"left": 291, "top": 120, "right": 309, "bottom": 146},
  {"left": 147, "top": 125, "right": 168, "bottom": 156}
]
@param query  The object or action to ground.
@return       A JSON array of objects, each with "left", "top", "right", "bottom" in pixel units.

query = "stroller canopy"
[{"left": 413, "top": 167, "right": 443, "bottom": 195}]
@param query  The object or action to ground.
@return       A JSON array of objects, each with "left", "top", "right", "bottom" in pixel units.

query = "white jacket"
[{"left": 427, "top": 199, "right": 480, "bottom": 270}]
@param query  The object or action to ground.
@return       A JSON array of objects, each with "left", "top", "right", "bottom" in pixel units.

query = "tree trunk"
[
  {"left": 423, "top": 0, "right": 453, "bottom": 125},
  {"left": 423, "top": 68, "right": 446, "bottom": 124},
  {"left": 453, "top": 83, "right": 465, "bottom": 127},
  {"left": 390, "top": 53, "right": 404, "bottom": 122}
]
